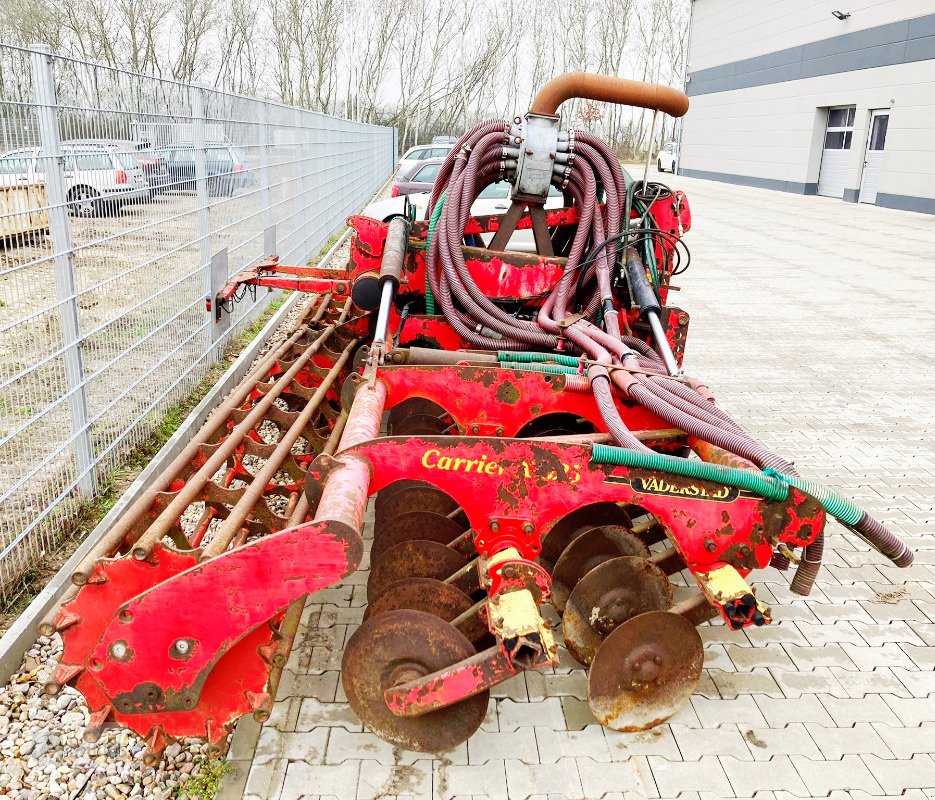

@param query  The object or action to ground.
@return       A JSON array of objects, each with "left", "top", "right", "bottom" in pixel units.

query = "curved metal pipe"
[{"left": 530, "top": 72, "right": 690, "bottom": 118}]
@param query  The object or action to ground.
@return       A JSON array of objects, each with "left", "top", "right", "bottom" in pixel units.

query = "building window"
[
  {"left": 824, "top": 106, "right": 856, "bottom": 150},
  {"left": 869, "top": 114, "right": 889, "bottom": 151}
]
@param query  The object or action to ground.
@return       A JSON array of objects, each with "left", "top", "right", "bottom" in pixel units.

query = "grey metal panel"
[
  {"left": 678, "top": 167, "right": 811, "bottom": 194},
  {"left": 908, "top": 15, "right": 935, "bottom": 38},
  {"left": 906, "top": 35, "right": 935, "bottom": 62},
  {"left": 679, "top": 168, "right": 935, "bottom": 215},
  {"left": 802, "top": 20, "right": 909, "bottom": 59},
  {"left": 734, "top": 63, "right": 805, "bottom": 90},
  {"left": 876, "top": 192, "right": 935, "bottom": 214},
  {"left": 686, "top": 12, "right": 935, "bottom": 96},
  {"left": 798, "top": 41, "right": 908, "bottom": 78}
]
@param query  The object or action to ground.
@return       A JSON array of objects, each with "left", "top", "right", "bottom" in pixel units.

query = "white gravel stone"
[{"left": 0, "top": 632, "right": 223, "bottom": 799}]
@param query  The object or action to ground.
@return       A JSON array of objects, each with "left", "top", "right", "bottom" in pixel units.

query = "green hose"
[
  {"left": 498, "top": 351, "right": 581, "bottom": 368},
  {"left": 591, "top": 444, "right": 868, "bottom": 532},
  {"left": 763, "top": 469, "right": 863, "bottom": 526},
  {"left": 424, "top": 193, "right": 445, "bottom": 315},
  {"left": 500, "top": 361, "right": 580, "bottom": 375},
  {"left": 591, "top": 443, "right": 788, "bottom": 500}
]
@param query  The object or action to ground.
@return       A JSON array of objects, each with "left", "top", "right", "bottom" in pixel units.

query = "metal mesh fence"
[{"left": 0, "top": 44, "right": 395, "bottom": 601}]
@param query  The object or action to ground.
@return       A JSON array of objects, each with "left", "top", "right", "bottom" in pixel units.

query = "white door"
[
  {"left": 858, "top": 110, "right": 889, "bottom": 204},
  {"left": 817, "top": 106, "right": 855, "bottom": 198}
]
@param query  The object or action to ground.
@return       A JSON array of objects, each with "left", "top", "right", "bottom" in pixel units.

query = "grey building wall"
[{"left": 679, "top": 0, "right": 935, "bottom": 213}]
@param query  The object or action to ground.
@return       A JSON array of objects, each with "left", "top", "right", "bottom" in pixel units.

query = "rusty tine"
[
  {"left": 201, "top": 338, "right": 358, "bottom": 559},
  {"left": 130, "top": 321, "right": 346, "bottom": 561}
]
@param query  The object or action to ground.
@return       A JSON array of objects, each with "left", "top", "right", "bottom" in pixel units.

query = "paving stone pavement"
[{"left": 218, "top": 172, "right": 935, "bottom": 800}]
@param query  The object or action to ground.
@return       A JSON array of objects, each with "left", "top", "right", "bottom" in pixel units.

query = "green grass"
[{"left": 173, "top": 758, "right": 233, "bottom": 799}]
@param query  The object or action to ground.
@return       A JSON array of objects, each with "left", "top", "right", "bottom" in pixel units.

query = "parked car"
[
  {"left": 159, "top": 142, "right": 253, "bottom": 197},
  {"left": 391, "top": 158, "right": 444, "bottom": 197},
  {"left": 0, "top": 141, "right": 150, "bottom": 217},
  {"left": 63, "top": 139, "right": 170, "bottom": 200},
  {"left": 657, "top": 141, "right": 678, "bottom": 173},
  {"left": 396, "top": 143, "right": 454, "bottom": 177},
  {"left": 364, "top": 181, "right": 563, "bottom": 252},
  {"left": 131, "top": 143, "right": 171, "bottom": 196}
]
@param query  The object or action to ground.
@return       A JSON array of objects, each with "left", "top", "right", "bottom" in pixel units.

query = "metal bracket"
[{"left": 512, "top": 112, "right": 560, "bottom": 200}]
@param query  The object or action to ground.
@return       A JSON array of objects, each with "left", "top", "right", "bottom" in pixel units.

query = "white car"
[
  {"left": 396, "top": 143, "right": 455, "bottom": 177},
  {"left": 0, "top": 142, "right": 150, "bottom": 217},
  {"left": 657, "top": 141, "right": 678, "bottom": 173},
  {"left": 363, "top": 181, "right": 563, "bottom": 252}
]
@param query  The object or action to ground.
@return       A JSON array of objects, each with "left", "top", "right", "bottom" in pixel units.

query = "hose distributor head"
[{"left": 510, "top": 72, "right": 690, "bottom": 205}]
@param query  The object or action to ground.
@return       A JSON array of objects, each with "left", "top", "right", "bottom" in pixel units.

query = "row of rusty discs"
[
  {"left": 545, "top": 510, "right": 705, "bottom": 732},
  {"left": 343, "top": 481, "right": 487, "bottom": 752},
  {"left": 341, "top": 482, "right": 705, "bottom": 752}
]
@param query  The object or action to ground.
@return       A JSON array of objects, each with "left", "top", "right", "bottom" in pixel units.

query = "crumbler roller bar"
[{"left": 41, "top": 72, "right": 913, "bottom": 759}]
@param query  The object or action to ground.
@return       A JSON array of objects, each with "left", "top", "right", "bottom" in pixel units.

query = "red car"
[{"left": 391, "top": 158, "right": 444, "bottom": 197}]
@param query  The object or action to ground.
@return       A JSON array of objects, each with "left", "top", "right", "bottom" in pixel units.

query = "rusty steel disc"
[
  {"left": 364, "top": 577, "right": 474, "bottom": 622},
  {"left": 539, "top": 503, "right": 634, "bottom": 572},
  {"left": 371, "top": 511, "right": 465, "bottom": 564},
  {"left": 387, "top": 399, "right": 453, "bottom": 435},
  {"left": 367, "top": 540, "right": 469, "bottom": 601},
  {"left": 588, "top": 610, "right": 703, "bottom": 731},
  {"left": 342, "top": 609, "right": 488, "bottom": 752},
  {"left": 551, "top": 526, "right": 650, "bottom": 614},
  {"left": 375, "top": 480, "right": 432, "bottom": 514},
  {"left": 562, "top": 556, "right": 673, "bottom": 666},
  {"left": 374, "top": 485, "right": 461, "bottom": 529}
]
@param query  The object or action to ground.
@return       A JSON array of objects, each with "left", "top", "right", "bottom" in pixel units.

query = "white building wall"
[
  {"left": 680, "top": 0, "right": 935, "bottom": 212},
  {"left": 690, "top": 0, "right": 935, "bottom": 70}
]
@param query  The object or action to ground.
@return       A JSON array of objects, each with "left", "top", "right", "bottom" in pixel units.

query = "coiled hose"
[{"left": 423, "top": 117, "right": 911, "bottom": 592}]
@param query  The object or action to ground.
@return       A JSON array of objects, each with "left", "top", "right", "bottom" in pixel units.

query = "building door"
[
  {"left": 858, "top": 110, "right": 889, "bottom": 204},
  {"left": 817, "top": 106, "right": 855, "bottom": 198}
]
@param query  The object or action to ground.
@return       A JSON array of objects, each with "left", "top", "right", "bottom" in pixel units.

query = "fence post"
[
  {"left": 30, "top": 44, "right": 95, "bottom": 496},
  {"left": 191, "top": 87, "right": 218, "bottom": 342},
  {"left": 259, "top": 105, "right": 276, "bottom": 257}
]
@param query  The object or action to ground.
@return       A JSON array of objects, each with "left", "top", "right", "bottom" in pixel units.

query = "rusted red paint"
[
  {"left": 377, "top": 365, "right": 667, "bottom": 437},
  {"left": 384, "top": 646, "right": 525, "bottom": 716}
]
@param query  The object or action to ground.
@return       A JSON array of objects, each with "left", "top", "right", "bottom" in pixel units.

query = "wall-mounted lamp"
[{"left": 831, "top": 10, "right": 851, "bottom": 20}]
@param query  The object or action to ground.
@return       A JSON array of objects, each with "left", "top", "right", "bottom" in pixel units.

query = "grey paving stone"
[
  {"left": 574, "top": 757, "right": 648, "bottom": 797},
  {"left": 737, "top": 723, "right": 821, "bottom": 761},
  {"left": 790, "top": 754, "right": 884, "bottom": 795},
  {"left": 603, "top": 726, "right": 681, "bottom": 760},
  {"left": 647, "top": 755, "right": 732, "bottom": 796},
  {"left": 754, "top": 695, "right": 835, "bottom": 726},
  {"left": 860, "top": 754, "right": 935, "bottom": 794},
  {"left": 692, "top": 695, "right": 768, "bottom": 727},
  {"left": 505, "top": 758, "right": 583, "bottom": 799},
  {"left": 804, "top": 721, "right": 894, "bottom": 759},
  {"left": 432, "top": 762, "right": 508, "bottom": 800},
  {"left": 671, "top": 724, "right": 752, "bottom": 760},
  {"left": 467, "top": 728, "right": 539, "bottom": 765},
  {"left": 709, "top": 667, "right": 784, "bottom": 698},
  {"left": 534, "top": 725, "right": 610, "bottom": 764},
  {"left": 872, "top": 722, "right": 935, "bottom": 758},
  {"left": 355, "top": 760, "right": 433, "bottom": 800},
  {"left": 721, "top": 754, "right": 809, "bottom": 796}
]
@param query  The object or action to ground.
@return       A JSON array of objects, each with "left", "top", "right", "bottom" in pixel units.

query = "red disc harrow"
[{"left": 41, "top": 71, "right": 913, "bottom": 759}]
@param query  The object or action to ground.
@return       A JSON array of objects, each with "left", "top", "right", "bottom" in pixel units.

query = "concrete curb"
[{"left": 0, "top": 289, "right": 303, "bottom": 684}]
